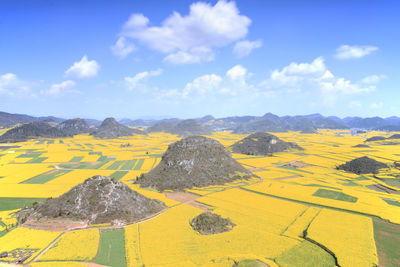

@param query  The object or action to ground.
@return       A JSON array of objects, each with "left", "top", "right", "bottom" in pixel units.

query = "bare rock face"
[
  {"left": 231, "top": 132, "right": 303, "bottom": 156},
  {"left": 336, "top": 156, "right": 387, "bottom": 174},
  {"left": 0, "top": 121, "right": 70, "bottom": 143},
  {"left": 57, "top": 118, "right": 91, "bottom": 135},
  {"left": 190, "top": 212, "right": 235, "bottom": 235},
  {"left": 91, "top": 117, "right": 145, "bottom": 139},
  {"left": 135, "top": 136, "right": 251, "bottom": 191},
  {"left": 19, "top": 176, "right": 165, "bottom": 224}
]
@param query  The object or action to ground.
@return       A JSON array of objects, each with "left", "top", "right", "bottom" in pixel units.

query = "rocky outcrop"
[
  {"left": 231, "top": 132, "right": 303, "bottom": 156},
  {"left": 135, "top": 136, "right": 251, "bottom": 191}
]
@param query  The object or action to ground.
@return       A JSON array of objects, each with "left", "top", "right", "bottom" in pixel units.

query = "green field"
[
  {"left": 69, "top": 156, "right": 84, "bottom": 162},
  {"left": 94, "top": 229, "right": 126, "bottom": 267},
  {"left": 121, "top": 160, "right": 137, "bottom": 170},
  {"left": 107, "top": 160, "right": 126, "bottom": 170},
  {"left": 373, "top": 218, "right": 400, "bottom": 267},
  {"left": 134, "top": 159, "right": 145, "bottom": 170},
  {"left": 276, "top": 241, "right": 335, "bottom": 267},
  {"left": 110, "top": 171, "right": 128, "bottom": 181},
  {"left": 313, "top": 189, "right": 358, "bottom": 203},
  {"left": 0, "top": 197, "right": 46, "bottom": 211},
  {"left": 26, "top": 157, "right": 48, "bottom": 163},
  {"left": 21, "top": 169, "right": 72, "bottom": 184}
]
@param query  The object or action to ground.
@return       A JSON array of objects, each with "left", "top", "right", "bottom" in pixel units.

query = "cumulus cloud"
[
  {"left": 183, "top": 74, "right": 223, "bottom": 98},
  {"left": 0, "top": 73, "right": 31, "bottom": 95},
  {"left": 163, "top": 47, "right": 214, "bottom": 64},
  {"left": 370, "top": 102, "right": 383, "bottom": 109},
  {"left": 261, "top": 57, "right": 377, "bottom": 106},
  {"left": 65, "top": 56, "right": 100, "bottom": 79},
  {"left": 125, "top": 68, "right": 163, "bottom": 91},
  {"left": 335, "top": 45, "right": 378, "bottom": 59},
  {"left": 119, "top": 0, "right": 251, "bottom": 63},
  {"left": 180, "top": 64, "right": 254, "bottom": 98},
  {"left": 111, "top": 37, "right": 136, "bottom": 58},
  {"left": 360, "top": 74, "right": 387, "bottom": 84},
  {"left": 348, "top": 100, "right": 362, "bottom": 109},
  {"left": 233, "top": 40, "right": 262, "bottom": 58},
  {"left": 41, "top": 80, "right": 76, "bottom": 96}
]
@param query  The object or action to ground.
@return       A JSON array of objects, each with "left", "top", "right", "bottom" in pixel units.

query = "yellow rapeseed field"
[
  {"left": 307, "top": 209, "right": 378, "bottom": 267},
  {"left": 38, "top": 229, "right": 99, "bottom": 261},
  {"left": 0, "top": 227, "right": 61, "bottom": 263}
]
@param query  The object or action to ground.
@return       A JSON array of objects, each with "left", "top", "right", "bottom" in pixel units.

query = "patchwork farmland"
[{"left": 0, "top": 130, "right": 400, "bottom": 266}]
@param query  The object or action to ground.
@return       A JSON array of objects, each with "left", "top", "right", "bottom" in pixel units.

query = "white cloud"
[
  {"left": 370, "top": 102, "right": 383, "bottom": 109},
  {"left": 125, "top": 68, "right": 163, "bottom": 91},
  {"left": 348, "top": 100, "right": 362, "bottom": 109},
  {"left": 233, "top": 40, "right": 262, "bottom": 58},
  {"left": 120, "top": 0, "right": 251, "bottom": 64},
  {"left": 360, "top": 74, "right": 387, "bottom": 84},
  {"left": 111, "top": 37, "right": 136, "bottom": 58},
  {"left": 0, "top": 73, "right": 31, "bottom": 95},
  {"left": 41, "top": 80, "right": 76, "bottom": 96},
  {"left": 180, "top": 64, "right": 254, "bottom": 99},
  {"left": 335, "top": 45, "right": 378, "bottom": 59},
  {"left": 65, "top": 56, "right": 100, "bottom": 79},
  {"left": 226, "top": 64, "right": 248, "bottom": 86},
  {"left": 261, "top": 57, "right": 377, "bottom": 106},
  {"left": 164, "top": 47, "right": 214, "bottom": 64},
  {"left": 183, "top": 74, "right": 223, "bottom": 98}
]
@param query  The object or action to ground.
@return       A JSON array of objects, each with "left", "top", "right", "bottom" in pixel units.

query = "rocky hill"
[
  {"left": 147, "top": 119, "right": 211, "bottom": 137},
  {"left": 190, "top": 212, "right": 235, "bottom": 235},
  {"left": 135, "top": 136, "right": 251, "bottom": 191},
  {"left": 336, "top": 156, "right": 387, "bottom": 174},
  {"left": 168, "top": 119, "right": 212, "bottom": 137},
  {"left": 91, "top": 117, "right": 145, "bottom": 139},
  {"left": 231, "top": 132, "right": 303, "bottom": 155},
  {"left": 388, "top": 134, "right": 400, "bottom": 140},
  {"left": 18, "top": 176, "right": 165, "bottom": 224},
  {"left": 57, "top": 118, "right": 91, "bottom": 135},
  {"left": 146, "top": 118, "right": 181, "bottom": 133},
  {"left": 365, "top": 136, "right": 386, "bottom": 142},
  {"left": 0, "top": 121, "right": 71, "bottom": 143},
  {"left": 0, "top": 111, "right": 65, "bottom": 128}
]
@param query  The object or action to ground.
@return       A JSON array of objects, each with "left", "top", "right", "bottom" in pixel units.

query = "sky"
[{"left": 0, "top": 0, "right": 399, "bottom": 120}]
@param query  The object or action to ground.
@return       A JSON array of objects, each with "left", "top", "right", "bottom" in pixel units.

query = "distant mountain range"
[{"left": 1, "top": 111, "right": 400, "bottom": 135}]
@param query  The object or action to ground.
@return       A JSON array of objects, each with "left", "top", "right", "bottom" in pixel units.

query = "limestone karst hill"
[
  {"left": 231, "top": 132, "right": 303, "bottom": 156},
  {"left": 18, "top": 176, "right": 166, "bottom": 224},
  {"left": 91, "top": 117, "right": 145, "bottom": 139},
  {"left": 135, "top": 136, "right": 251, "bottom": 191}
]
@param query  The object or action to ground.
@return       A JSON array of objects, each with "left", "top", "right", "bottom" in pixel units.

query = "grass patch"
[
  {"left": 275, "top": 240, "right": 336, "bottom": 267},
  {"left": 373, "top": 218, "right": 400, "bottom": 267},
  {"left": 382, "top": 198, "right": 400, "bottom": 207},
  {"left": 0, "top": 197, "right": 46, "bottom": 211},
  {"left": 106, "top": 161, "right": 126, "bottom": 170},
  {"left": 313, "top": 189, "right": 358, "bottom": 203},
  {"left": 94, "top": 229, "right": 126, "bottom": 267},
  {"left": 26, "top": 157, "right": 48, "bottom": 163},
  {"left": 21, "top": 169, "right": 72, "bottom": 184},
  {"left": 303, "top": 184, "right": 341, "bottom": 190},
  {"left": 69, "top": 156, "right": 84, "bottom": 162},
  {"left": 279, "top": 166, "right": 314, "bottom": 174},
  {"left": 134, "top": 159, "right": 145, "bottom": 170},
  {"left": 110, "top": 171, "right": 128, "bottom": 181},
  {"left": 121, "top": 160, "right": 137, "bottom": 170},
  {"left": 17, "top": 152, "right": 43, "bottom": 158},
  {"left": 234, "top": 259, "right": 264, "bottom": 267},
  {"left": 380, "top": 178, "right": 400, "bottom": 189}
]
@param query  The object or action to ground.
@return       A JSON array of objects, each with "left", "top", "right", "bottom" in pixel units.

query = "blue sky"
[{"left": 0, "top": 0, "right": 399, "bottom": 119}]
